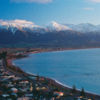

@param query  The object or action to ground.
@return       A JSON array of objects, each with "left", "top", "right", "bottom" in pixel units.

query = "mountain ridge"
[
  {"left": 1, "top": 19, "right": 100, "bottom": 33},
  {"left": 1, "top": 19, "right": 100, "bottom": 48}
]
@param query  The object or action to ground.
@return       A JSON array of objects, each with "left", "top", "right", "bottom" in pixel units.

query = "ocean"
[{"left": 13, "top": 48, "right": 100, "bottom": 94}]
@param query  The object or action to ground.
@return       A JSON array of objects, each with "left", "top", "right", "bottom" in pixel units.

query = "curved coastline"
[
  {"left": 53, "top": 78, "right": 100, "bottom": 96},
  {"left": 45, "top": 77, "right": 100, "bottom": 98},
  {"left": 11, "top": 49, "right": 100, "bottom": 99}
]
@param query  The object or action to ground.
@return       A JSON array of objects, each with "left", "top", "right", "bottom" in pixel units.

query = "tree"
[
  {"left": 72, "top": 85, "right": 76, "bottom": 94},
  {"left": 80, "top": 88, "right": 85, "bottom": 97}
]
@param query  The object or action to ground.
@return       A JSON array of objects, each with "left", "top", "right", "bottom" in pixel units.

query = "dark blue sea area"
[{"left": 13, "top": 48, "right": 100, "bottom": 94}]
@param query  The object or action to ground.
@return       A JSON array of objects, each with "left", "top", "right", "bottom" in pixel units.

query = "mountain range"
[{"left": 1, "top": 19, "right": 100, "bottom": 48}]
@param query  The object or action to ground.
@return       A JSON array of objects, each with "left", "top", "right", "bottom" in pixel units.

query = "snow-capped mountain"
[
  {"left": 0, "top": 20, "right": 73, "bottom": 34},
  {"left": 47, "top": 21, "right": 72, "bottom": 32},
  {"left": 1, "top": 19, "right": 100, "bottom": 34},
  {"left": 0, "top": 19, "right": 40, "bottom": 34},
  {"left": 1, "top": 19, "right": 100, "bottom": 48},
  {"left": 65, "top": 23, "right": 100, "bottom": 33}
]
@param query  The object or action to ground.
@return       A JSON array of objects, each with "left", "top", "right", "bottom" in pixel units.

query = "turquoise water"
[{"left": 13, "top": 48, "right": 100, "bottom": 94}]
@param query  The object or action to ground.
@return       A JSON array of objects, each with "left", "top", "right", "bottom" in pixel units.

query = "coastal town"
[{"left": 0, "top": 50, "right": 100, "bottom": 100}]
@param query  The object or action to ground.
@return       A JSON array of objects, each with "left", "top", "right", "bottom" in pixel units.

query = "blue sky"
[{"left": 0, "top": 0, "right": 100, "bottom": 25}]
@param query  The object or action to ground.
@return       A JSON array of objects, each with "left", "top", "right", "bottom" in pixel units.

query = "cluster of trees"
[{"left": 72, "top": 85, "right": 85, "bottom": 97}]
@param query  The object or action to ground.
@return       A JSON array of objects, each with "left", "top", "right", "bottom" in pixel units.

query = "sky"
[{"left": 0, "top": 0, "right": 100, "bottom": 26}]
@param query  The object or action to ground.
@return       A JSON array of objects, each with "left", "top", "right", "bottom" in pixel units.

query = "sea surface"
[{"left": 13, "top": 48, "right": 100, "bottom": 94}]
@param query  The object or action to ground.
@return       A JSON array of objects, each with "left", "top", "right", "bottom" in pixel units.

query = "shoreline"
[
  {"left": 28, "top": 47, "right": 100, "bottom": 55},
  {"left": 46, "top": 77, "right": 100, "bottom": 99},
  {"left": 8, "top": 48, "right": 100, "bottom": 99},
  {"left": 52, "top": 78, "right": 100, "bottom": 96}
]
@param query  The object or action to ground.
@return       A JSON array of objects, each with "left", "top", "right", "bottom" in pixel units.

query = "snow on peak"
[
  {"left": 0, "top": 19, "right": 40, "bottom": 33},
  {"left": 66, "top": 23, "right": 100, "bottom": 33},
  {"left": 51, "top": 21, "right": 72, "bottom": 31}
]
